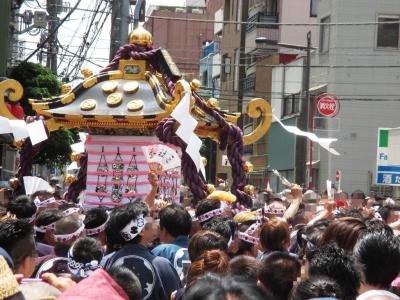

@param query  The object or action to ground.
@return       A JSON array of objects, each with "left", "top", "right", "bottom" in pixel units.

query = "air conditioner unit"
[{"left": 34, "top": 11, "right": 47, "bottom": 28}]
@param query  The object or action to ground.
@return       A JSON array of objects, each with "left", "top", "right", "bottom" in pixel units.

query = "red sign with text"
[{"left": 316, "top": 93, "right": 340, "bottom": 118}]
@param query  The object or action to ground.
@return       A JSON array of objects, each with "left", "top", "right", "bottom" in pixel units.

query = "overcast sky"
[{"left": 19, "top": 0, "right": 189, "bottom": 82}]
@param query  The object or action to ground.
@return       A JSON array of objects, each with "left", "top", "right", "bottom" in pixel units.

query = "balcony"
[
  {"left": 201, "top": 41, "right": 220, "bottom": 59},
  {"left": 245, "top": 12, "right": 279, "bottom": 54}
]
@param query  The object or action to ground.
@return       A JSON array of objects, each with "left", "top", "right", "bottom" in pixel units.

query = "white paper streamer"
[{"left": 272, "top": 114, "right": 340, "bottom": 155}]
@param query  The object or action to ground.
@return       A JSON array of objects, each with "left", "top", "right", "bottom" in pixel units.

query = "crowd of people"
[{"left": 0, "top": 175, "right": 399, "bottom": 300}]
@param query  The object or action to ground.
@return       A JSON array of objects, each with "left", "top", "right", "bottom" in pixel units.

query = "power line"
[
  {"left": 145, "top": 15, "right": 400, "bottom": 26},
  {"left": 23, "top": 0, "right": 83, "bottom": 62}
]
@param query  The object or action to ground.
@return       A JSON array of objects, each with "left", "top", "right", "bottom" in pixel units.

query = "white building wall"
[{"left": 313, "top": 0, "right": 400, "bottom": 194}]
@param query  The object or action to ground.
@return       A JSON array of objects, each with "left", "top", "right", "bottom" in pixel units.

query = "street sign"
[
  {"left": 316, "top": 93, "right": 340, "bottom": 118},
  {"left": 376, "top": 128, "right": 400, "bottom": 185}
]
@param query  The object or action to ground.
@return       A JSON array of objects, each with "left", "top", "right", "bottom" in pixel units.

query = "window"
[
  {"left": 223, "top": 55, "right": 231, "bottom": 74},
  {"left": 377, "top": 16, "right": 400, "bottom": 48},
  {"left": 310, "top": 0, "right": 318, "bottom": 17},
  {"left": 319, "top": 16, "right": 330, "bottom": 53},
  {"left": 282, "top": 93, "right": 300, "bottom": 117}
]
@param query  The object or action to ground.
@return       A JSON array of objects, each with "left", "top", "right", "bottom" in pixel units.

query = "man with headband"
[{"left": 103, "top": 202, "right": 181, "bottom": 300}]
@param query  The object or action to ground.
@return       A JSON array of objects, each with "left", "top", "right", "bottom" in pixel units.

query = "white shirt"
[{"left": 357, "top": 290, "right": 400, "bottom": 300}]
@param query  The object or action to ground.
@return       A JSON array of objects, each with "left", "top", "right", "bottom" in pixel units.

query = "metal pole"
[
  {"left": 295, "top": 31, "right": 311, "bottom": 187},
  {"left": 308, "top": 95, "right": 315, "bottom": 189},
  {"left": 237, "top": 0, "right": 249, "bottom": 130},
  {"left": 109, "top": 0, "right": 130, "bottom": 61},
  {"left": 46, "top": 0, "right": 58, "bottom": 74}
]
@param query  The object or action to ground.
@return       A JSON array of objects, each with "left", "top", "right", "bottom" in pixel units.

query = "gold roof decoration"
[{"left": 27, "top": 28, "right": 272, "bottom": 145}]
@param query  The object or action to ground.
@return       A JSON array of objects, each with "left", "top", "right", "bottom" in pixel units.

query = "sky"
[{"left": 18, "top": 0, "right": 190, "bottom": 83}]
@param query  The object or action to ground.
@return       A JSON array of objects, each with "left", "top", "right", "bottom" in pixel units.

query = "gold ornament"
[
  {"left": 206, "top": 184, "right": 216, "bottom": 194},
  {"left": 190, "top": 79, "right": 201, "bottom": 91},
  {"left": 64, "top": 174, "right": 76, "bottom": 185},
  {"left": 107, "top": 93, "right": 123, "bottom": 107},
  {"left": 127, "top": 100, "right": 144, "bottom": 112},
  {"left": 201, "top": 156, "right": 207, "bottom": 166},
  {"left": 8, "top": 177, "right": 19, "bottom": 189},
  {"left": 243, "top": 161, "right": 254, "bottom": 173},
  {"left": 207, "top": 190, "right": 237, "bottom": 203},
  {"left": 102, "top": 82, "right": 118, "bottom": 94},
  {"left": 70, "top": 152, "right": 81, "bottom": 162},
  {"left": 14, "top": 139, "right": 25, "bottom": 149},
  {"left": 80, "top": 99, "right": 97, "bottom": 111},
  {"left": 81, "top": 68, "right": 93, "bottom": 78},
  {"left": 128, "top": 27, "right": 153, "bottom": 47},
  {"left": 123, "top": 81, "right": 139, "bottom": 94},
  {"left": 207, "top": 98, "right": 220, "bottom": 108},
  {"left": 244, "top": 184, "right": 255, "bottom": 195},
  {"left": 61, "top": 84, "right": 72, "bottom": 94}
]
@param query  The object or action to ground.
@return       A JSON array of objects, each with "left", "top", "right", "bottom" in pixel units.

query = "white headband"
[
  {"left": 192, "top": 208, "right": 222, "bottom": 223},
  {"left": 53, "top": 224, "right": 85, "bottom": 243},
  {"left": 63, "top": 207, "right": 81, "bottom": 217},
  {"left": 265, "top": 204, "right": 286, "bottom": 216},
  {"left": 34, "top": 222, "right": 56, "bottom": 233},
  {"left": 120, "top": 214, "right": 148, "bottom": 241},
  {"left": 85, "top": 217, "right": 109, "bottom": 236},
  {"left": 238, "top": 209, "right": 268, "bottom": 245},
  {"left": 34, "top": 197, "right": 57, "bottom": 208},
  {"left": 67, "top": 245, "right": 102, "bottom": 278}
]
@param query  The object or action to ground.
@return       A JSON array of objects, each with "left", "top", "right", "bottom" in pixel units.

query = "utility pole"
[
  {"left": 46, "top": 0, "right": 58, "bottom": 74},
  {"left": 237, "top": 0, "right": 249, "bottom": 130},
  {"left": 109, "top": 0, "right": 130, "bottom": 61},
  {"left": 295, "top": 31, "right": 312, "bottom": 187}
]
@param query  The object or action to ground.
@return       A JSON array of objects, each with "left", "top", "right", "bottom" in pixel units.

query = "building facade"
[{"left": 308, "top": 0, "right": 400, "bottom": 195}]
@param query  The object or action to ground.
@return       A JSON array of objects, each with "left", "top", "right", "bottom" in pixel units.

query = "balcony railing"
[{"left": 246, "top": 12, "right": 279, "bottom": 32}]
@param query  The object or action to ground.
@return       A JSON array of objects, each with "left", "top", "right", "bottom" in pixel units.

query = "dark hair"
[
  {"left": 258, "top": 251, "right": 301, "bottom": 300},
  {"left": 354, "top": 232, "right": 400, "bottom": 289},
  {"left": 319, "top": 217, "right": 366, "bottom": 253},
  {"left": 184, "top": 275, "right": 268, "bottom": 300},
  {"left": 35, "top": 209, "right": 64, "bottom": 241},
  {"left": 351, "top": 190, "right": 365, "bottom": 200},
  {"left": 188, "top": 230, "right": 227, "bottom": 262},
  {"left": 195, "top": 199, "right": 221, "bottom": 223},
  {"left": 365, "top": 219, "right": 393, "bottom": 236},
  {"left": 159, "top": 204, "right": 192, "bottom": 237},
  {"left": 307, "top": 243, "right": 360, "bottom": 300},
  {"left": 6, "top": 195, "right": 37, "bottom": 219},
  {"left": 296, "top": 219, "right": 330, "bottom": 259},
  {"left": 259, "top": 218, "right": 290, "bottom": 252},
  {"left": 236, "top": 223, "right": 256, "bottom": 256},
  {"left": 377, "top": 206, "right": 394, "bottom": 223},
  {"left": 105, "top": 202, "right": 148, "bottom": 251},
  {"left": 84, "top": 208, "right": 108, "bottom": 230},
  {"left": 291, "top": 276, "right": 343, "bottom": 300},
  {"left": 72, "top": 237, "right": 103, "bottom": 264},
  {"left": 0, "top": 219, "right": 35, "bottom": 270},
  {"left": 202, "top": 217, "right": 236, "bottom": 244},
  {"left": 108, "top": 265, "right": 142, "bottom": 300},
  {"left": 186, "top": 249, "right": 229, "bottom": 287},
  {"left": 54, "top": 215, "right": 82, "bottom": 236},
  {"left": 346, "top": 209, "right": 363, "bottom": 220},
  {"left": 228, "top": 255, "right": 259, "bottom": 282}
]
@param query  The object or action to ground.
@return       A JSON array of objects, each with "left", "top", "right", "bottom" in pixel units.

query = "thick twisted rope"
[
  {"left": 64, "top": 153, "right": 88, "bottom": 203},
  {"left": 155, "top": 118, "right": 207, "bottom": 205}
]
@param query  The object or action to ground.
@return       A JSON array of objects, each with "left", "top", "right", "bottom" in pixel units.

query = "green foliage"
[
  {"left": 8, "top": 62, "right": 61, "bottom": 116},
  {"left": 8, "top": 62, "right": 77, "bottom": 170},
  {"left": 34, "top": 129, "right": 78, "bottom": 170}
]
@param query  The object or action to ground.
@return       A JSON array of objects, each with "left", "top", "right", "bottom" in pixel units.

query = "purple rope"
[
  {"left": 64, "top": 153, "right": 87, "bottom": 203},
  {"left": 101, "top": 44, "right": 158, "bottom": 73},
  {"left": 192, "top": 92, "right": 252, "bottom": 207},
  {"left": 156, "top": 118, "right": 207, "bottom": 205}
]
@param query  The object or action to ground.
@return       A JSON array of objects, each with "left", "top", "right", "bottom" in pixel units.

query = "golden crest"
[
  {"left": 102, "top": 82, "right": 118, "bottom": 94},
  {"left": 123, "top": 81, "right": 139, "bottom": 94},
  {"left": 80, "top": 99, "right": 96, "bottom": 111},
  {"left": 127, "top": 100, "right": 144, "bottom": 112},
  {"left": 107, "top": 93, "right": 123, "bottom": 107}
]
